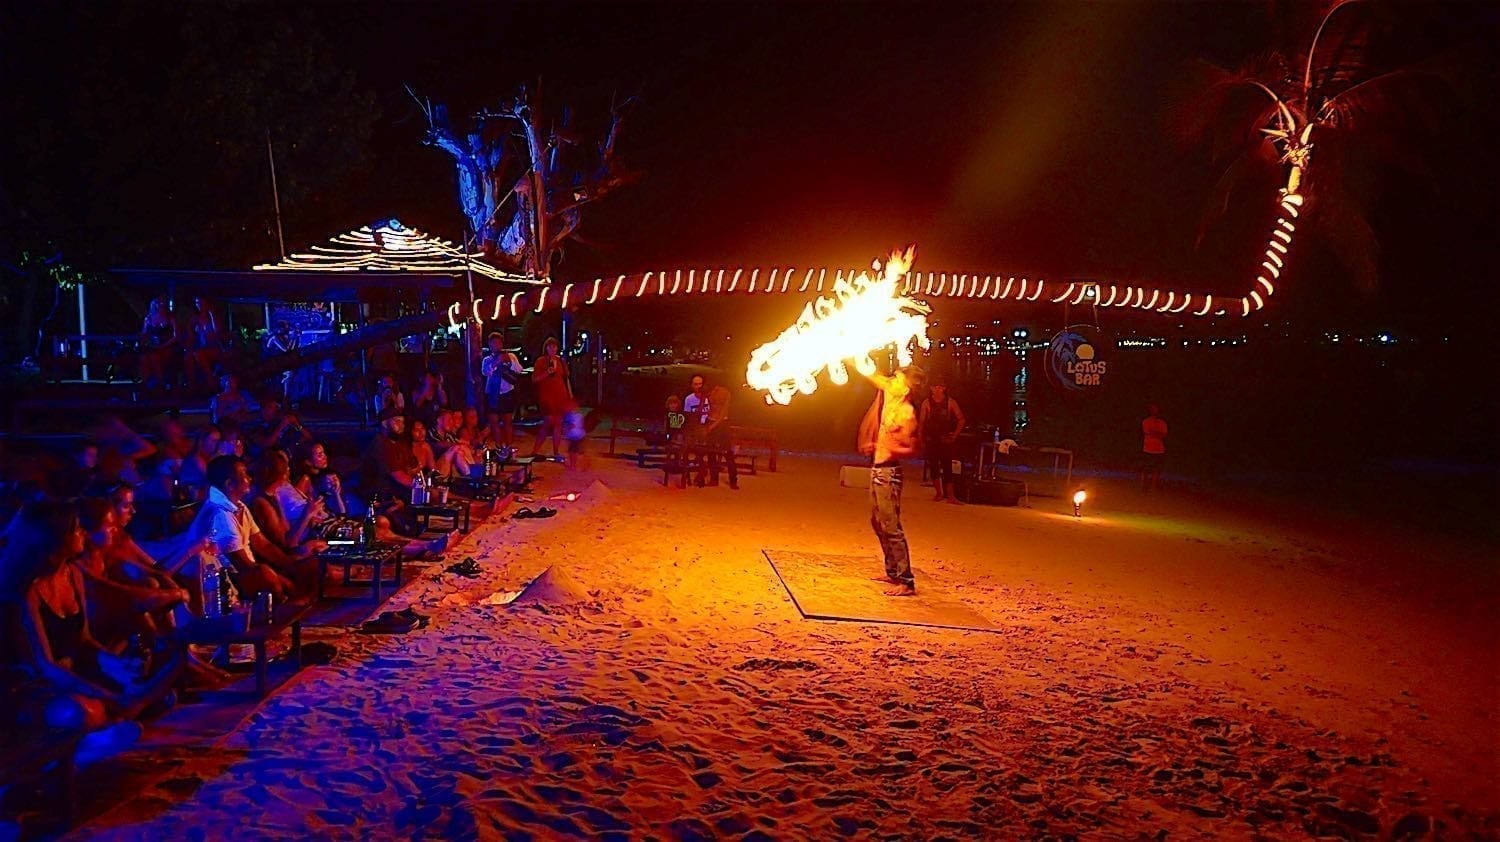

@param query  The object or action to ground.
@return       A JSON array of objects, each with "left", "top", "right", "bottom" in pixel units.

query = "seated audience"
[
  {"left": 373, "top": 374, "right": 405, "bottom": 419},
  {"left": 246, "top": 395, "right": 311, "bottom": 457},
  {"left": 296, "top": 441, "right": 347, "bottom": 516},
  {"left": 90, "top": 414, "right": 158, "bottom": 466},
  {"left": 103, "top": 485, "right": 209, "bottom": 581},
  {"left": 461, "top": 407, "right": 490, "bottom": 449},
  {"left": 3, "top": 502, "right": 182, "bottom": 734},
  {"left": 411, "top": 369, "right": 448, "bottom": 431},
  {"left": 269, "top": 447, "right": 444, "bottom": 560},
  {"left": 177, "top": 425, "right": 222, "bottom": 495},
  {"left": 215, "top": 420, "right": 247, "bottom": 459},
  {"left": 76, "top": 498, "right": 189, "bottom": 647},
  {"left": 186, "top": 456, "right": 296, "bottom": 601},
  {"left": 249, "top": 450, "right": 328, "bottom": 560},
  {"left": 53, "top": 441, "right": 101, "bottom": 500},
  {"left": 155, "top": 418, "right": 194, "bottom": 461},
  {"left": 211, "top": 374, "right": 253, "bottom": 426},
  {"left": 409, "top": 420, "right": 439, "bottom": 475},
  {"left": 431, "top": 408, "right": 477, "bottom": 479}
]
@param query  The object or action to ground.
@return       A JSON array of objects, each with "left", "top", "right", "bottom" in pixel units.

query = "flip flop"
[
  {"left": 445, "top": 557, "right": 482, "bottom": 577},
  {"left": 394, "top": 607, "right": 431, "bottom": 629},
  {"left": 512, "top": 507, "right": 537, "bottom": 519},
  {"left": 359, "top": 614, "right": 419, "bottom": 634},
  {"left": 534, "top": 507, "right": 557, "bottom": 518}
]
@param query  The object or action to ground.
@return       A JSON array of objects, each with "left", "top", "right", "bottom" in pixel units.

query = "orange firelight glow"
[{"left": 744, "top": 247, "right": 929, "bottom": 406}]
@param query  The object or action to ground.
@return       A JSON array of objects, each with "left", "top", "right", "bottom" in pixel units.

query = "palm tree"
[{"left": 1177, "top": 0, "right": 1475, "bottom": 291}]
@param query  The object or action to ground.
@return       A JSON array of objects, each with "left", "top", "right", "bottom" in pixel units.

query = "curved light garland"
[{"left": 451, "top": 191, "right": 1302, "bottom": 330}]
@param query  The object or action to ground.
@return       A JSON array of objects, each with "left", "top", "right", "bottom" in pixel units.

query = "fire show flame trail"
[{"left": 745, "top": 246, "right": 930, "bottom": 406}]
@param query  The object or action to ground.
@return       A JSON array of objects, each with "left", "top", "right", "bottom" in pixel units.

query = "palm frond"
[
  {"left": 1320, "top": 38, "right": 1484, "bottom": 133},
  {"left": 1302, "top": 0, "right": 1377, "bottom": 106}
]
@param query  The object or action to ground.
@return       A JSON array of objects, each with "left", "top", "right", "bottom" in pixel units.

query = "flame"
[{"left": 745, "top": 246, "right": 929, "bottom": 406}]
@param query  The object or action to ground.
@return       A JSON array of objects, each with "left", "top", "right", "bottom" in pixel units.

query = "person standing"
[
  {"left": 704, "top": 385, "right": 738, "bottom": 490},
  {"left": 858, "top": 366, "right": 925, "bottom": 597},
  {"left": 919, "top": 379, "right": 967, "bottom": 503},
  {"left": 482, "top": 333, "right": 524, "bottom": 447},
  {"left": 530, "top": 337, "right": 572, "bottom": 460},
  {"left": 184, "top": 297, "right": 222, "bottom": 391},
  {"left": 1141, "top": 404, "right": 1168, "bottom": 491},
  {"left": 264, "top": 320, "right": 298, "bottom": 403},
  {"left": 682, "top": 375, "right": 710, "bottom": 485},
  {"left": 138, "top": 297, "right": 178, "bottom": 394}
]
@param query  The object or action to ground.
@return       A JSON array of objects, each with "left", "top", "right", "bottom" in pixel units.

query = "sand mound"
[
  {"left": 510, "top": 566, "right": 593, "bottom": 607},
  {"left": 587, "top": 479, "right": 613, "bottom": 499}
]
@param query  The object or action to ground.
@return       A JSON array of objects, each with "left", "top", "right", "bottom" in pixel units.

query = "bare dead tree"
[{"left": 410, "top": 84, "right": 637, "bottom": 278}]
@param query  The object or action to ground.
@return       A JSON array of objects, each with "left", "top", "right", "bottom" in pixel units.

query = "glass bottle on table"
[{"left": 363, "top": 500, "right": 378, "bottom": 551}]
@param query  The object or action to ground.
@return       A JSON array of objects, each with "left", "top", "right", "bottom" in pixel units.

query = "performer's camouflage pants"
[{"left": 870, "top": 466, "right": 913, "bottom": 587}]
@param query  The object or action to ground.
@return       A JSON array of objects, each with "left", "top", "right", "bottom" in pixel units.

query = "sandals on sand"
[
  {"left": 446, "top": 557, "right": 482, "bottom": 578},
  {"left": 359, "top": 608, "right": 430, "bottom": 635},
  {"left": 512, "top": 507, "right": 556, "bottom": 520}
]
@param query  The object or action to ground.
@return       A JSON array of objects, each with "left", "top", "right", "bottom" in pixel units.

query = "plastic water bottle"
[
  {"left": 201, "top": 558, "right": 223, "bottom": 618},
  {"left": 411, "top": 472, "right": 427, "bottom": 505}
]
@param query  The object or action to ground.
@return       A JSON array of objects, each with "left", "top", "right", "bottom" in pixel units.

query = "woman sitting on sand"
[
  {"left": 2, "top": 502, "right": 183, "bottom": 735},
  {"left": 101, "top": 485, "right": 207, "bottom": 578},
  {"left": 249, "top": 451, "right": 328, "bottom": 562},
  {"left": 76, "top": 498, "right": 191, "bottom": 647},
  {"left": 408, "top": 419, "right": 439, "bottom": 476},
  {"left": 295, "top": 441, "right": 347, "bottom": 516},
  {"left": 430, "top": 410, "right": 478, "bottom": 479},
  {"left": 460, "top": 406, "right": 491, "bottom": 449}
]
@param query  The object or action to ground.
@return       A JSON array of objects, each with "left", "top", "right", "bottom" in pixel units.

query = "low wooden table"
[
  {"left": 182, "top": 600, "right": 313, "bottom": 697},
  {"left": 317, "top": 542, "right": 405, "bottom": 603},
  {"left": 408, "top": 500, "right": 472, "bottom": 533}
]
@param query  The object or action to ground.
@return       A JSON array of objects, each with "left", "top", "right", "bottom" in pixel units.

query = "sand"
[{"left": 70, "top": 454, "right": 1497, "bottom": 839}]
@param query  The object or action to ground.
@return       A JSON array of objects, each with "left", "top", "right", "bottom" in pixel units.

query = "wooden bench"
[
  {"left": 658, "top": 443, "right": 758, "bottom": 486},
  {"left": 609, "top": 417, "right": 662, "bottom": 455},
  {"left": 730, "top": 425, "right": 779, "bottom": 472}
]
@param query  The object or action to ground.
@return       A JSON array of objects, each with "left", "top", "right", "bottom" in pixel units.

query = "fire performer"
[{"left": 858, "top": 364, "right": 925, "bottom": 596}]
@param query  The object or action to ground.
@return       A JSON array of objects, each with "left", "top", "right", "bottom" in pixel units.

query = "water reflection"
[{"left": 947, "top": 351, "right": 1030, "bottom": 439}]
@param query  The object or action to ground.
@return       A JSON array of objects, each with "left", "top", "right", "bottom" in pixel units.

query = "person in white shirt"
[
  {"left": 482, "top": 333, "right": 524, "bottom": 447},
  {"left": 681, "top": 374, "right": 711, "bottom": 485},
  {"left": 189, "top": 456, "right": 295, "bottom": 600}
]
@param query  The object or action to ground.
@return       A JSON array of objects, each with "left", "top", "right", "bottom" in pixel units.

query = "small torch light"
[{"left": 1072, "top": 488, "right": 1087, "bottom": 518}]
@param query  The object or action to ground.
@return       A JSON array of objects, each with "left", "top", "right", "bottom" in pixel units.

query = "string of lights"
[{"left": 451, "top": 192, "right": 1304, "bottom": 329}]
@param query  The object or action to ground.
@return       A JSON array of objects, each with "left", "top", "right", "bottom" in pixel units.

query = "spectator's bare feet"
[
  {"left": 884, "top": 584, "right": 917, "bottom": 597},
  {"left": 184, "top": 656, "right": 232, "bottom": 690},
  {"left": 870, "top": 576, "right": 902, "bottom": 585}
]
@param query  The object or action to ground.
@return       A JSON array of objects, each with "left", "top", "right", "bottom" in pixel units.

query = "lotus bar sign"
[{"left": 1046, "top": 328, "right": 1108, "bottom": 390}]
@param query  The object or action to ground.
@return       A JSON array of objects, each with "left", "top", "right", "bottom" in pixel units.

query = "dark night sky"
[{"left": 2, "top": 1, "right": 1496, "bottom": 332}]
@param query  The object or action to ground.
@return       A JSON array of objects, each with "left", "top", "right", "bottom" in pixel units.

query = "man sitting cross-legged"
[{"left": 186, "top": 455, "right": 298, "bottom": 603}]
